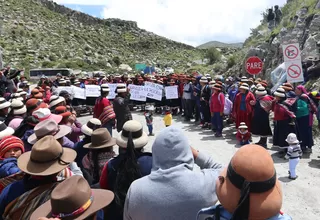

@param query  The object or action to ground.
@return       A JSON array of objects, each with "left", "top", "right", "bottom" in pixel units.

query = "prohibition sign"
[
  {"left": 287, "top": 64, "right": 301, "bottom": 78},
  {"left": 285, "top": 45, "right": 299, "bottom": 60}
]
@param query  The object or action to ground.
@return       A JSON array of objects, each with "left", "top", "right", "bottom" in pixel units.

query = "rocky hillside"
[
  {"left": 0, "top": 0, "right": 206, "bottom": 73},
  {"left": 226, "top": 0, "right": 320, "bottom": 86},
  {"left": 197, "top": 41, "right": 243, "bottom": 49}
]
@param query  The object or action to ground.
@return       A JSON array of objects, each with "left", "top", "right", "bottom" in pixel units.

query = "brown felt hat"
[
  {"left": 281, "top": 83, "right": 293, "bottom": 91},
  {"left": 84, "top": 128, "right": 116, "bottom": 149},
  {"left": 216, "top": 145, "right": 282, "bottom": 220},
  {"left": 18, "top": 136, "right": 76, "bottom": 176},
  {"left": 30, "top": 175, "right": 114, "bottom": 220}
]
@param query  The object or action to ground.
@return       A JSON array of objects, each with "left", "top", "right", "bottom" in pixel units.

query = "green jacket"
[{"left": 296, "top": 98, "right": 309, "bottom": 118}]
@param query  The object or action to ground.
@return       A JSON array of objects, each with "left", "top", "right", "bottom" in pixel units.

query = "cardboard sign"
[
  {"left": 165, "top": 85, "right": 178, "bottom": 99},
  {"left": 85, "top": 85, "right": 100, "bottom": 97},
  {"left": 72, "top": 86, "right": 86, "bottom": 99},
  {"left": 129, "top": 85, "right": 147, "bottom": 101},
  {"left": 144, "top": 82, "right": 163, "bottom": 101},
  {"left": 107, "top": 84, "right": 117, "bottom": 99}
]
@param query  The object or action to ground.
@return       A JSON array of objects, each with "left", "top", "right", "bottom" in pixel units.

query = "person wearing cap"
[
  {"left": 210, "top": 84, "right": 225, "bottom": 137},
  {"left": 0, "top": 136, "right": 78, "bottom": 220},
  {"left": 200, "top": 77, "right": 211, "bottom": 128},
  {"left": 7, "top": 99, "right": 27, "bottom": 130},
  {"left": 284, "top": 133, "right": 302, "bottom": 180},
  {"left": 0, "top": 136, "right": 24, "bottom": 178},
  {"left": 100, "top": 120, "right": 152, "bottom": 220},
  {"left": 272, "top": 87, "right": 297, "bottom": 156},
  {"left": 232, "top": 83, "right": 256, "bottom": 132},
  {"left": 251, "top": 86, "right": 274, "bottom": 148},
  {"left": 94, "top": 84, "right": 116, "bottom": 136},
  {"left": 0, "top": 97, "right": 10, "bottom": 122},
  {"left": 113, "top": 84, "right": 132, "bottom": 132},
  {"left": 236, "top": 122, "right": 251, "bottom": 145},
  {"left": 49, "top": 95, "right": 66, "bottom": 110},
  {"left": 82, "top": 128, "right": 116, "bottom": 186},
  {"left": 124, "top": 126, "right": 222, "bottom": 220},
  {"left": 197, "top": 144, "right": 292, "bottom": 220}
]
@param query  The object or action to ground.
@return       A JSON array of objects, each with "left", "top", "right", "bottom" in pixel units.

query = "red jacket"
[
  {"left": 93, "top": 97, "right": 116, "bottom": 125},
  {"left": 233, "top": 91, "right": 255, "bottom": 116},
  {"left": 236, "top": 131, "right": 251, "bottom": 142},
  {"left": 210, "top": 92, "right": 225, "bottom": 113}
]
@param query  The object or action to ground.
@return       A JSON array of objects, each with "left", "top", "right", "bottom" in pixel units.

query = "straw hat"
[
  {"left": 59, "top": 79, "right": 66, "bottom": 85},
  {"left": 145, "top": 105, "right": 155, "bottom": 111},
  {"left": 238, "top": 122, "right": 248, "bottom": 129},
  {"left": 216, "top": 145, "right": 282, "bottom": 219},
  {"left": 26, "top": 99, "right": 48, "bottom": 114},
  {"left": 255, "top": 86, "right": 267, "bottom": 96},
  {"left": 273, "top": 87, "right": 286, "bottom": 98},
  {"left": 0, "top": 122, "right": 14, "bottom": 140},
  {"left": 240, "top": 76, "right": 248, "bottom": 82},
  {"left": 18, "top": 136, "right": 76, "bottom": 176},
  {"left": 208, "top": 81, "right": 216, "bottom": 88},
  {"left": 49, "top": 96, "right": 66, "bottom": 108},
  {"left": 54, "top": 106, "right": 71, "bottom": 118},
  {"left": 84, "top": 128, "right": 116, "bottom": 149},
  {"left": 281, "top": 83, "right": 293, "bottom": 91},
  {"left": 10, "top": 99, "right": 27, "bottom": 115},
  {"left": 117, "top": 120, "right": 148, "bottom": 149},
  {"left": 11, "top": 93, "right": 23, "bottom": 101},
  {"left": 199, "top": 77, "right": 208, "bottom": 83},
  {"left": 239, "top": 83, "right": 249, "bottom": 90},
  {"left": 213, "top": 84, "right": 222, "bottom": 91},
  {"left": 101, "top": 84, "right": 110, "bottom": 92},
  {"left": 28, "top": 119, "right": 72, "bottom": 145},
  {"left": 0, "top": 97, "right": 10, "bottom": 110},
  {"left": 116, "top": 83, "right": 127, "bottom": 93},
  {"left": 30, "top": 175, "right": 114, "bottom": 220},
  {"left": 81, "top": 118, "right": 102, "bottom": 136},
  {"left": 31, "top": 89, "right": 43, "bottom": 99},
  {"left": 285, "top": 133, "right": 299, "bottom": 144},
  {"left": 32, "top": 108, "right": 62, "bottom": 124},
  {"left": 74, "top": 79, "right": 80, "bottom": 85}
]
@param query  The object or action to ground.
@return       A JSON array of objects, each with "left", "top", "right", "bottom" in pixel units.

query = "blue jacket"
[
  {"left": 197, "top": 205, "right": 292, "bottom": 220},
  {"left": 73, "top": 138, "right": 90, "bottom": 169},
  {"left": 0, "top": 158, "right": 20, "bottom": 178}
]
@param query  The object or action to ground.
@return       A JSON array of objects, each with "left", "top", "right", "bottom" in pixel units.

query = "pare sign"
[{"left": 245, "top": 56, "right": 263, "bottom": 75}]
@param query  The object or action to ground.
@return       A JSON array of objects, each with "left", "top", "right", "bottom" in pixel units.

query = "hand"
[
  {"left": 220, "top": 112, "right": 223, "bottom": 116},
  {"left": 68, "top": 115, "right": 76, "bottom": 124},
  {"left": 250, "top": 100, "right": 256, "bottom": 105},
  {"left": 211, "top": 112, "right": 214, "bottom": 117},
  {"left": 190, "top": 147, "right": 199, "bottom": 159}
]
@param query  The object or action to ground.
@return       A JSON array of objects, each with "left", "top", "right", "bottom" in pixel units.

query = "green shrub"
[
  {"left": 227, "top": 56, "right": 236, "bottom": 68},
  {"left": 112, "top": 56, "right": 121, "bottom": 67},
  {"left": 205, "top": 47, "right": 221, "bottom": 65}
]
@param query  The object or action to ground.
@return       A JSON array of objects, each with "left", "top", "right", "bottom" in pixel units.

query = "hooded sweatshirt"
[{"left": 123, "top": 126, "right": 223, "bottom": 220}]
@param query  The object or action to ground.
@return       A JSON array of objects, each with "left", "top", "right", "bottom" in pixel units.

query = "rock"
[{"left": 106, "top": 62, "right": 112, "bottom": 68}]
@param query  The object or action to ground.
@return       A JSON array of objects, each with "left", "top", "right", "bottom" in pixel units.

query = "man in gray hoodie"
[{"left": 123, "top": 126, "right": 223, "bottom": 220}]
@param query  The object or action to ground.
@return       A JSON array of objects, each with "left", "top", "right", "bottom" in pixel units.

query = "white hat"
[
  {"left": 255, "top": 86, "right": 267, "bottom": 96},
  {"left": 32, "top": 108, "right": 63, "bottom": 124},
  {"left": 241, "top": 76, "right": 248, "bottom": 82},
  {"left": 239, "top": 122, "right": 248, "bottom": 129},
  {"left": 0, "top": 121, "right": 14, "bottom": 140},
  {"left": 239, "top": 83, "right": 249, "bottom": 90},
  {"left": 273, "top": 87, "right": 286, "bottom": 98},
  {"left": 20, "top": 91, "right": 27, "bottom": 96},
  {"left": 209, "top": 81, "right": 216, "bottom": 88},
  {"left": 49, "top": 95, "right": 66, "bottom": 108},
  {"left": 10, "top": 99, "right": 27, "bottom": 115},
  {"left": 116, "top": 83, "right": 127, "bottom": 93},
  {"left": 101, "top": 84, "right": 110, "bottom": 92},
  {"left": 81, "top": 118, "right": 102, "bottom": 136},
  {"left": 74, "top": 80, "right": 80, "bottom": 85},
  {"left": 0, "top": 97, "right": 11, "bottom": 110},
  {"left": 11, "top": 93, "right": 23, "bottom": 101},
  {"left": 200, "top": 77, "right": 208, "bottom": 83},
  {"left": 59, "top": 79, "right": 66, "bottom": 85},
  {"left": 16, "top": 88, "right": 23, "bottom": 93},
  {"left": 145, "top": 105, "right": 155, "bottom": 111},
  {"left": 286, "top": 133, "right": 299, "bottom": 144},
  {"left": 117, "top": 120, "right": 148, "bottom": 149}
]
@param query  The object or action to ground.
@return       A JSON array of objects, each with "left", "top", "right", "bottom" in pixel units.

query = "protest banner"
[
  {"left": 144, "top": 82, "right": 163, "bottom": 101},
  {"left": 107, "top": 84, "right": 117, "bottom": 99},
  {"left": 165, "top": 85, "right": 178, "bottom": 99},
  {"left": 72, "top": 86, "right": 86, "bottom": 99},
  {"left": 85, "top": 85, "right": 100, "bottom": 97},
  {"left": 129, "top": 85, "right": 147, "bottom": 101},
  {"left": 54, "top": 86, "right": 74, "bottom": 97}
]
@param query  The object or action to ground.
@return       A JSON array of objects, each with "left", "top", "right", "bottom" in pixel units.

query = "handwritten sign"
[
  {"left": 72, "top": 86, "right": 86, "bottom": 99},
  {"left": 129, "top": 85, "right": 147, "bottom": 101},
  {"left": 107, "top": 84, "right": 117, "bottom": 99},
  {"left": 85, "top": 85, "right": 100, "bottom": 97},
  {"left": 165, "top": 86, "right": 178, "bottom": 99},
  {"left": 54, "top": 86, "right": 74, "bottom": 97},
  {"left": 144, "top": 82, "right": 163, "bottom": 101}
]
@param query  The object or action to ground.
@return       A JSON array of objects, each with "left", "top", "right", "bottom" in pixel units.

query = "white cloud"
[{"left": 54, "top": 0, "right": 287, "bottom": 46}]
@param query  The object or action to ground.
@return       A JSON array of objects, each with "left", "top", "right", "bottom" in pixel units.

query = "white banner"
[
  {"left": 165, "top": 85, "right": 178, "bottom": 99},
  {"left": 72, "top": 86, "right": 86, "bottom": 99},
  {"left": 54, "top": 86, "right": 74, "bottom": 96},
  {"left": 85, "top": 85, "right": 100, "bottom": 97},
  {"left": 144, "top": 82, "right": 163, "bottom": 101},
  {"left": 107, "top": 84, "right": 117, "bottom": 99},
  {"left": 129, "top": 85, "right": 147, "bottom": 101}
]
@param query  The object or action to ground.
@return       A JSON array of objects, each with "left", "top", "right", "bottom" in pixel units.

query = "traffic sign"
[
  {"left": 245, "top": 56, "right": 263, "bottom": 75},
  {"left": 282, "top": 43, "right": 301, "bottom": 62},
  {"left": 285, "top": 60, "right": 304, "bottom": 83}
]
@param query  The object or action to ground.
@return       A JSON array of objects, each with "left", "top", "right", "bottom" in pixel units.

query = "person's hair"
[
  {"left": 100, "top": 90, "right": 109, "bottom": 98},
  {"left": 113, "top": 132, "right": 142, "bottom": 215},
  {"left": 89, "top": 147, "right": 113, "bottom": 183}
]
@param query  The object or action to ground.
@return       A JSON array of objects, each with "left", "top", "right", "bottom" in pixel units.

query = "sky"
[{"left": 53, "top": 0, "right": 287, "bottom": 46}]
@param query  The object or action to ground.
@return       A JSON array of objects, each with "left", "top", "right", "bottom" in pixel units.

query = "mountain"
[
  {"left": 0, "top": 0, "right": 204, "bottom": 73},
  {"left": 197, "top": 41, "right": 243, "bottom": 49}
]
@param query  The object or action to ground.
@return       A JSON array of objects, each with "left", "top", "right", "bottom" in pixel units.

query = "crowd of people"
[{"left": 0, "top": 65, "right": 318, "bottom": 219}]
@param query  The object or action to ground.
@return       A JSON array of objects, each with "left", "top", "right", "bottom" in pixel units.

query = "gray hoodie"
[{"left": 124, "top": 126, "right": 222, "bottom": 220}]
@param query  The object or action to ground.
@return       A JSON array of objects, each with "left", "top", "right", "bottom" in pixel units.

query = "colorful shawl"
[
  {"left": 258, "top": 95, "right": 274, "bottom": 113},
  {"left": 0, "top": 172, "right": 25, "bottom": 194}
]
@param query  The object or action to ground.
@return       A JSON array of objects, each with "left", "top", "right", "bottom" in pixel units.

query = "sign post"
[
  {"left": 245, "top": 56, "right": 263, "bottom": 75},
  {"left": 282, "top": 43, "right": 304, "bottom": 83}
]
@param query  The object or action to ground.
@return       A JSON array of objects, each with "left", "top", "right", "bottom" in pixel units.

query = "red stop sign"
[{"left": 245, "top": 56, "right": 263, "bottom": 75}]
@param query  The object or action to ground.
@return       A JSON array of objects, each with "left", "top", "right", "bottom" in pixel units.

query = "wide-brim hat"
[
  {"left": 116, "top": 83, "right": 127, "bottom": 93},
  {"left": 255, "top": 86, "right": 267, "bottom": 96},
  {"left": 213, "top": 84, "right": 222, "bottom": 91},
  {"left": 285, "top": 133, "right": 299, "bottom": 144},
  {"left": 84, "top": 128, "right": 116, "bottom": 149},
  {"left": 101, "top": 84, "right": 110, "bottom": 92},
  {"left": 26, "top": 99, "right": 48, "bottom": 114},
  {"left": 117, "top": 120, "right": 148, "bottom": 149},
  {"left": 81, "top": 118, "right": 102, "bottom": 136},
  {"left": 238, "top": 125, "right": 248, "bottom": 129},
  {"left": 274, "top": 87, "right": 286, "bottom": 98},
  {"left": 0, "top": 122, "right": 14, "bottom": 140},
  {"left": 54, "top": 106, "right": 72, "bottom": 118},
  {"left": 239, "top": 83, "right": 249, "bottom": 90},
  {"left": 49, "top": 96, "right": 66, "bottom": 108},
  {"left": 199, "top": 77, "right": 208, "bottom": 83},
  {"left": 216, "top": 145, "right": 282, "bottom": 219},
  {"left": 145, "top": 105, "right": 155, "bottom": 111},
  {"left": 281, "top": 83, "right": 293, "bottom": 91},
  {"left": 0, "top": 98, "right": 10, "bottom": 110},
  {"left": 30, "top": 176, "right": 114, "bottom": 220},
  {"left": 11, "top": 99, "right": 27, "bottom": 115},
  {"left": 18, "top": 136, "right": 76, "bottom": 176}
]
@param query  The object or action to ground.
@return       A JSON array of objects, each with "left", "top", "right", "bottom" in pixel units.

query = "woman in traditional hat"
[
  {"left": 210, "top": 84, "right": 225, "bottom": 137},
  {"left": 113, "top": 84, "right": 132, "bottom": 132},
  {"left": 0, "top": 97, "right": 11, "bottom": 122},
  {"left": 272, "top": 87, "right": 297, "bottom": 155},
  {"left": 93, "top": 84, "right": 116, "bottom": 136},
  {"left": 197, "top": 145, "right": 292, "bottom": 220},
  {"left": 251, "top": 86, "right": 274, "bottom": 148},
  {"left": 0, "top": 136, "right": 77, "bottom": 220},
  {"left": 7, "top": 99, "right": 27, "bottom": 130},
  {"left": 232, "top": 83, "right": 256, "bottom": 132},
  {"left": 282, "top": 82, "right": 296, "bottom": 98},
  {"left": 99, "top": 120, "right": 152, "bottom": 220}
]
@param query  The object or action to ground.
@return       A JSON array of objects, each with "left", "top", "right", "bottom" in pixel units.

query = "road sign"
[
  {"left": 285, "top": 60, "right": 304, "bottom": 83},
  {"left": 282, "top": 43, "right": 301, "bottom": 62},
  {"left": 245, "top": 56, "right": 263, "bottom": 75}
]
